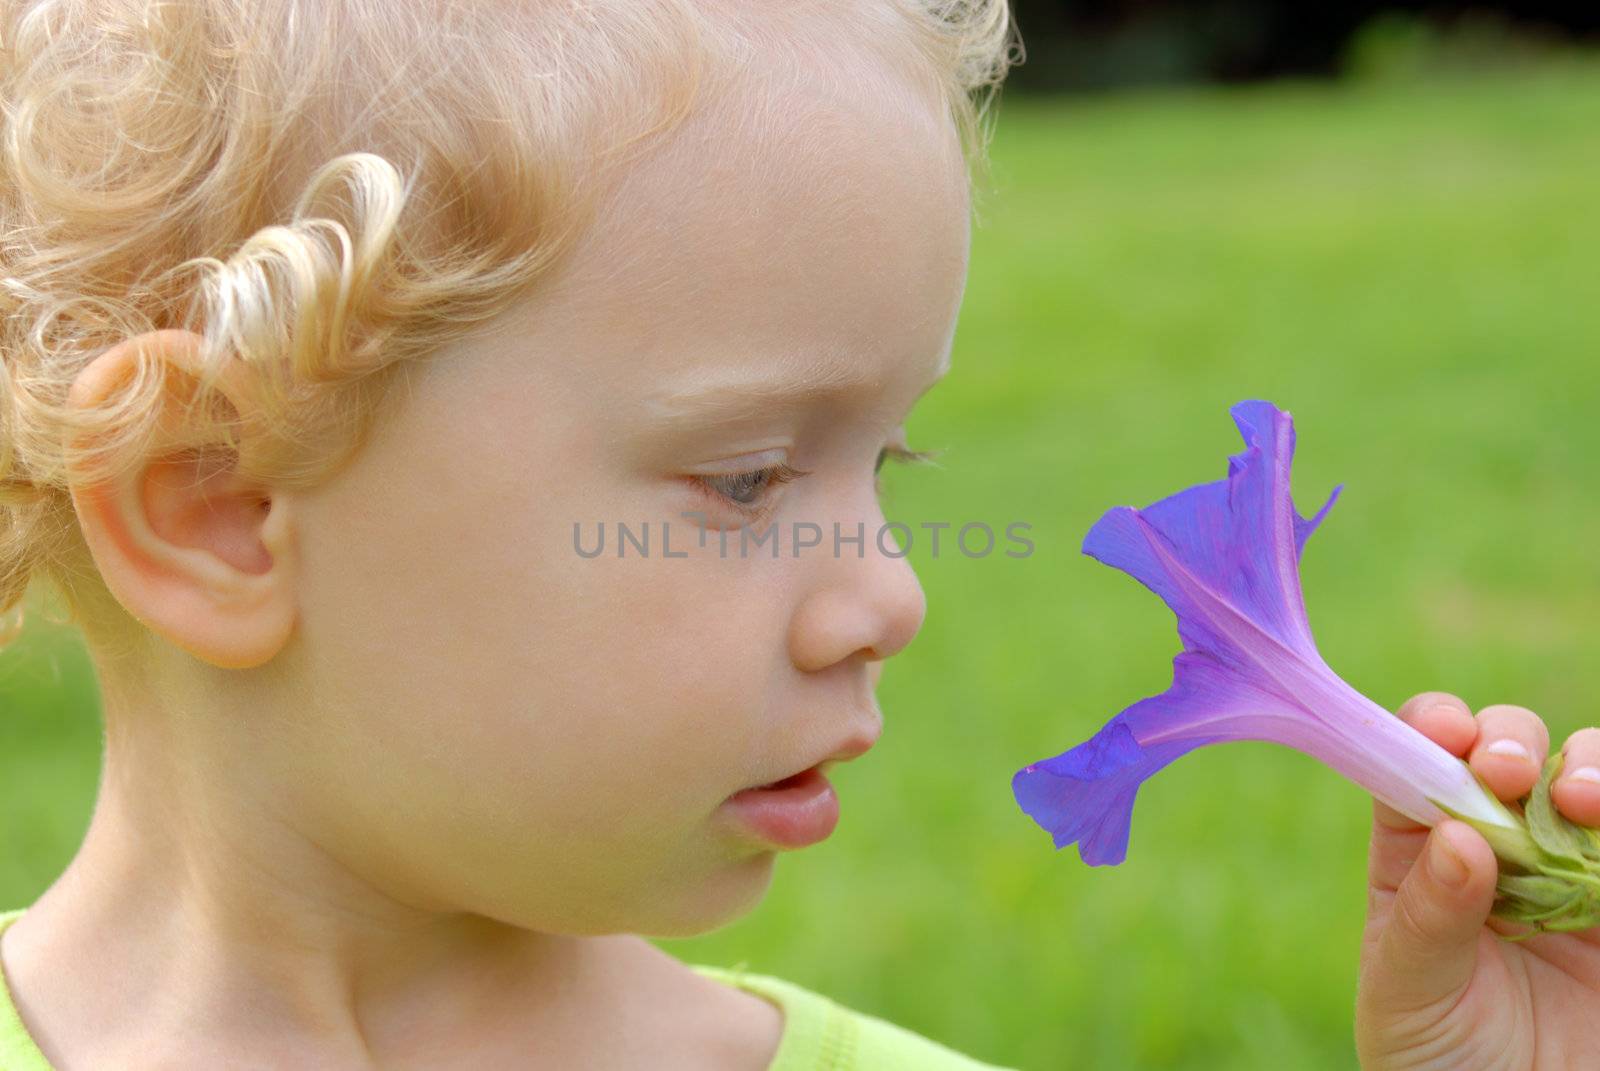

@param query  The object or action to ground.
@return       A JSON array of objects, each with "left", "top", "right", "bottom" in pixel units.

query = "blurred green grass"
[{"left": 6, "top": 61, "right": 1600, "bottom": 1071}]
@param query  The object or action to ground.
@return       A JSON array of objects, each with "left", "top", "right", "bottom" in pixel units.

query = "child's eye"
[
  {"left": 689, "top": 444, "right": 941, "bottom": 523},
  {"left": 692, "top": 462, "right": 811, "bottom": 517}
]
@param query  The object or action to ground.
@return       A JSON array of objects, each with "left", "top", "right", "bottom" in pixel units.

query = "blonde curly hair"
[{"left": 0, "top": 0, "right": 1022, "bottom": 658}]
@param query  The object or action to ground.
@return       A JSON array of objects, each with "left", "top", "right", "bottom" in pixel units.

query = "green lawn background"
[{"left": 4, "top": 61, "right": 1599, "bottom": 1071}]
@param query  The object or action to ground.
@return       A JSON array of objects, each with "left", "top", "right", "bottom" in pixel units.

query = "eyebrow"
[{"left": 641, "top": 348, "right": 952, "bottom": 428}]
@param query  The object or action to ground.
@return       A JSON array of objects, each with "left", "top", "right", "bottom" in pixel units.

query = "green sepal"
[
  {"left": 1496, "top": 873, "right": 1580, "bottom": 906},
  {"left": 1430, "top": 757, "right": 1600, "bottom": 936},
  {"left": 1524, "top": 753, "right": 1598, "bottom": 869}
]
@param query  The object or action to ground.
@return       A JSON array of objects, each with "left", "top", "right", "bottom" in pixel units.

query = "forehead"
[{"left": 538, "top": 39, "right": 971, "bottom": 400}]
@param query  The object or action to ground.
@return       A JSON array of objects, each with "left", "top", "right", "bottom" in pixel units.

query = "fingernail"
[
  {"left": 1485, "top": 738, "right": 1533, "bottom": 761},
  {"left": 1565, "top": 765, "right": 1600, "bottom": 785},
  {"left": 1423, "top": 703, "right": 1464, "bottom": 722},
  {"left": 1429, "top": 830, "right": 1470, "bottom": 888}
]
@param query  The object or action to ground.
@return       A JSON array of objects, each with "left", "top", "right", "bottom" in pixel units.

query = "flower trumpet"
[{"left": 1013, "top": 399, "right": 1600, "bottom": 933}]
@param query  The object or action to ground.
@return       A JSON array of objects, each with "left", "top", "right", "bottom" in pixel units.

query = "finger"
[
  {"left": 1468, "top": 704, "right": 1549, "bottom": 801},
  {"left": 1369, "top": 796, "right": 1431, "bottom": 897},
  {"left": 1553, "top": 727, "right": 1600, "bottom": 827},
  {"left": 1372, "top": 795, "right": 1426, "bottom": 834},
  {"left": 1361, "top": 820, "right": 1497, "bottom": 1016},
  {"left": 1370, "top": 694, "right": 1478, "bottom": 893},
  {"left": 1396, "top": 692, "right": 1477, "bottom": 757}
]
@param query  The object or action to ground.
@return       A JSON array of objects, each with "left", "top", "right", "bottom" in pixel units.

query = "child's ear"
[{"left": 64, "top": 328, "right": 298, "bottom": 670}]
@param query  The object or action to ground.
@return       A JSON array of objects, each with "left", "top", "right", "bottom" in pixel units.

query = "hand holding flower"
[
  {"left": 1014, "top": 400, "right": 1600, "bottom": 1067},
  {"left": 1358, "top": 692, "right": 1600, "bottom": 1069}
]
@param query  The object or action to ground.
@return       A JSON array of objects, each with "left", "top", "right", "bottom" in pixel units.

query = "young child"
[{"left": 0, "top": 1, "right": 1596, "bottom": 1068}]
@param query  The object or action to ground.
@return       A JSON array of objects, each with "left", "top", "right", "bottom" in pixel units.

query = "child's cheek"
[{"left": 577, "top": 548, "right": 795, "bottom": 786}]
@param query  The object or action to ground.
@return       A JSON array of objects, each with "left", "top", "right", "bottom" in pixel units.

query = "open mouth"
[{"left": 751, "top": 765, "right": 821, "bottom": 791}]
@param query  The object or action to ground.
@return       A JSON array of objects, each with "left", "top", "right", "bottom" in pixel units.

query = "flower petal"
[
  {"left": 1081, "top": 400, "right": 1341, "bottom": 663},
  {"left": 1015, "top": 650, "right": 1324, "bottom": 865},
  {"left": 1016, "top": 400, "right": 1510, "bottom": 865}
]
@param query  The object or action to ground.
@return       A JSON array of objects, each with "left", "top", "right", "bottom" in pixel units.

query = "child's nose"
[{"left": 786, "top": 521, "right": 926, "bottom": 674}]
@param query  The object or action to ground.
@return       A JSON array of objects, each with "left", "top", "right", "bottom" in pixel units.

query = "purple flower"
[{"left": 1013, "top": 400, "right": 1522, "bottom": 868}]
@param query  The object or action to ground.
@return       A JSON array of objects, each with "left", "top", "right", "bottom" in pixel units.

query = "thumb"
[{"left": 1365, "top": 820, "right": 1498, "bottom": 1014}]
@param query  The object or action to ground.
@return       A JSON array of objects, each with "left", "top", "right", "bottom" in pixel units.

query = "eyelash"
[{"left": 691, "top": 444, "right": 940, "bottom": 520}]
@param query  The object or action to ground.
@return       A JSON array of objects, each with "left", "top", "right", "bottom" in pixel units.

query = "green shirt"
[{"left": 0, "top": 908, "right": 1015, "bottom": 1070}]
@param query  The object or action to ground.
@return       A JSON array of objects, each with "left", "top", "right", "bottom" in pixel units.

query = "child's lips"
[
  {"left": 716, "top": 724, "right": 877, "bottom": 850},
  {"left": 721, "top": 766, "right": 840, "bottom": 848},
  {"left": 739, "top": 725, "right": 880, "bottom": 793}
]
